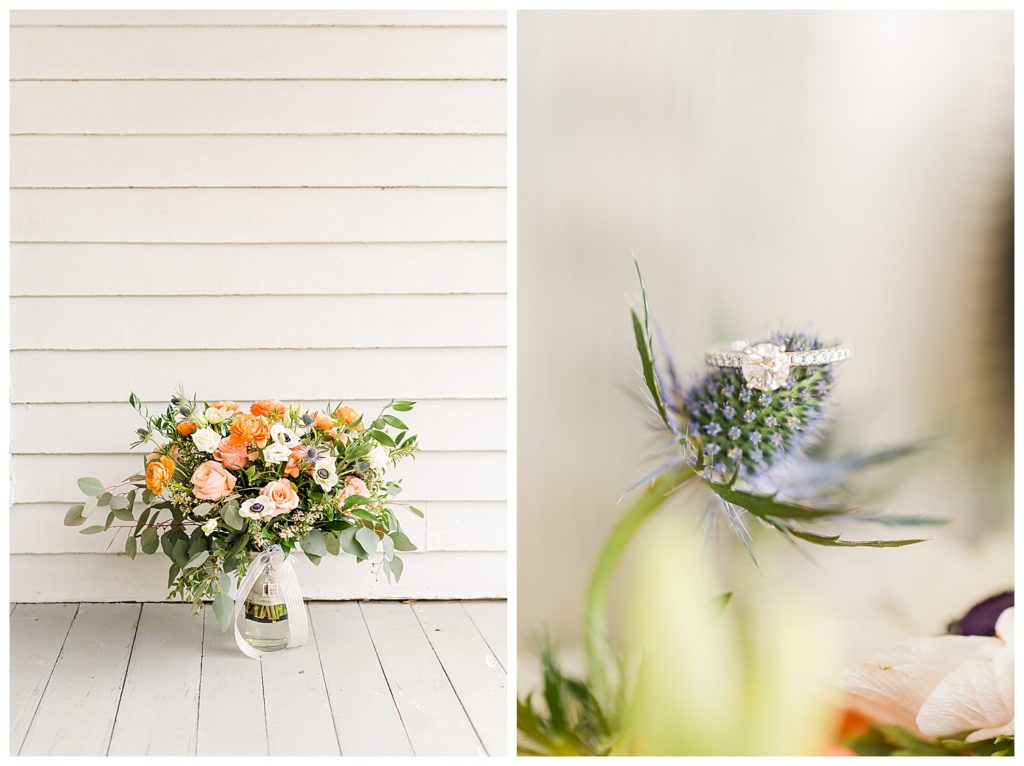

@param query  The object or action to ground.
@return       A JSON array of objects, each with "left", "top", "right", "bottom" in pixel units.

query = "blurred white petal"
[
  {"left": 838, "top": 635, "right": 994, "bottom": 734},
  {"left": 916, "top": 609, "right": 1013, "bottom": 740}
]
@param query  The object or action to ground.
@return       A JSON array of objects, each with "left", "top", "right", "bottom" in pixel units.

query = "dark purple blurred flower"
[{"left": 948, "top": 591, "right": 1014, "bottom": 637}]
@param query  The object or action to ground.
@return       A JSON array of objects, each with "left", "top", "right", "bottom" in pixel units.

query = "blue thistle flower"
[{"left": 665, "top": 331, "right": 835, "bottom": 479}]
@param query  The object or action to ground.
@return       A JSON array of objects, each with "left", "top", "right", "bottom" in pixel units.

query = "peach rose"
[
  {"left": 211, "top": 400, "right": 240, "bottom": 413},
  {"left": 191, "top": 460, "right": 236, "bottom": 501},
  {"left": 335, "top": 405, "right": 364, "bottom": 431},
  {"left": 337, "top": 476, "right": 370, "bottom": 512},
  {"left": 176, "top": 421, "right": 198, "bottom": 437},
  {"left": 145, "top": 455, "right": 175, "bottom": 495},
  {"left": 260, "top": 479, "right": 299, "bottom": 515},
  {"left": 213, "top": 437, "right": 255, "bottom": 470},
  {"left": 251, "top": 399, "right": 286, "bottom": 419},
  {"left": 228, "top": 413, "right": 270, "bottom": 448}
]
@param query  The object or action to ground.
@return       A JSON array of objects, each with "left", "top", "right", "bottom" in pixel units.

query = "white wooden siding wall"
[{"left": 10, "top": 10, "right": 507, "bottom": 601}]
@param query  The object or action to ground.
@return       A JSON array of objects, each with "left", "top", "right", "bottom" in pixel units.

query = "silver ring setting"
[{"left": 705, "top": 340, "right": 853, "bottom": 392}]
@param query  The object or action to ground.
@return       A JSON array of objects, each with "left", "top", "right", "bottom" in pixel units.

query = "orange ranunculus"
[
  {"left": 176, "top": 421, "right": 198, "bottom": 437},
  {"left": 211, "top": 401, "right": 239, "bottom": 413},
  {"left": 284, "top": 446, "right": 303, "bottom": 478},
  {"left": 312, "top": 413, "right": 334, "bottom": 431},
  {"left": 191, "top": 460, "right": 236, "bottom": 501},
  {"left": 335, "top": 405, "right": 364, "bottom": 431},
  {"left": 251, "top": 399, "right": 286, "bottom": 419},
  {"left": 214, "top": 437, "right": 254, "bottom": 470},
  {"left": 145, "top": 455, "right": 175, "bottom": 495},
  {"left": 228, "top": 413, "right": 270, "bottom": 448}
]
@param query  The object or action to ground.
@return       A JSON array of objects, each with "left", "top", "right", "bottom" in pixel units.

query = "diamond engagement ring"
[{"left": 704, "top": 340, "right": 853, "bottom": 392}]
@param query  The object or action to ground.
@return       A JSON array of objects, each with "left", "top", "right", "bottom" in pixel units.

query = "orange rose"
[
  {"left": 251, "top": 399, "right": 286, "bottom": 419},
  {"left": 176, "top": 421, "right": 198, "bottom": 437},
  {"left": 213, "top": 437, "right": 255, "bottom": 470},
  {"left": 145, "top": 455, "right": 175, "bottom": 495},
  {"left": 312, "top": 413, "right": 334, "bottom": 431},
  {"left": 228, "top": 413, "right": 270, "bottom": 448},
  {"left": 191, "top": 460, "right": 236, "bottom": 501},
  {"left": 335, "top": 405, "right": 364, "bottom": 431},
  {"left": 260, "top": 479, "right": 300, "bottom": 517},
  {"left": 211, "top": 401, "right": 239, "bottom": 413}
]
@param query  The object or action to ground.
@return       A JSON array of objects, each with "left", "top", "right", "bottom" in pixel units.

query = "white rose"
[
  {"left": 263, "top": 441, "right": 291, "bottom": 464},
  {"left": 270, "top": 423, "right": 299, "bottom": 447},
  {"left": 201, "top": 518, "right": 218, "bottom": 536},
  {"left": 367, "top": 445, "right": 390, "bottom": 470},
  {"left": 239, "top": 496, "right": 273, "bottom": 520},
  {"left": 312, "top": 458, "right": 339, "bottom": 491},
  {"left": 204, "top": 406, "right": 229, "bottom": 425},
  {"left": 191, "top": 427, "right": 221, "bottom": 453}
]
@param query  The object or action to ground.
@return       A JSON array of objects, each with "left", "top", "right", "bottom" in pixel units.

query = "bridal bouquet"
[{"left": 64, "top": 392, "right": 420, "bottom": 636}]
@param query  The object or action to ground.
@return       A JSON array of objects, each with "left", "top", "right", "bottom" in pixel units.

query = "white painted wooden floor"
[{"left": 11, "top": 600, "right": 506, "bottom": 757}]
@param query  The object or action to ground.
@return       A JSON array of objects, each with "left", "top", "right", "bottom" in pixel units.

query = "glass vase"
[{"left": 243, "top": 550, "right": 289, "bottom": 652}]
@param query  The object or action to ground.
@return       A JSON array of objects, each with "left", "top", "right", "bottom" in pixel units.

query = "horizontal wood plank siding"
[
  {"left": 10, "top": 10, "right": 507, "bottom": 601},
  {"left": 12, "top": 82, "right": 506, "bottom": 134},
  {"left": 11, "top": 243, "right": 506, "bottom": 296},
  {"left": 11, "top": 135, "right": 506, "bottom": 187}
]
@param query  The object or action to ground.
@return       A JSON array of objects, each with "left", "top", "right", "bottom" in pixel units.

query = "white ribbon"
[{"left": 230, "top": 545, "right": 309, "bottom": 660}]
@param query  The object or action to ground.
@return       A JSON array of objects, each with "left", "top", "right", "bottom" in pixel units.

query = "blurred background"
[{"left": 518, "top": 10, "right": 1013, "bottom": 691}]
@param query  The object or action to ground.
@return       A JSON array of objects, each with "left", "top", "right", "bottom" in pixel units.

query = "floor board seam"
[
  {"left": 307, "top": 605, "right": 344, "bottom": 756},
  {"left": 14, "top": 602, "right": 80, "bottom": 756},
  {"left": 104, "top": 603, "right": 143, "bottom": 756},
  {"left": 411, "top": 603, "right": 487, "bottom": 755},
  {"left": 358, "top": 602, "right": 415, "bottom": 755},
  {"left": 461, "top": 602, "right": 505, "bottom": 672},
  {"left": 193, "top": 606, "right": 206, "bottom": 756}
]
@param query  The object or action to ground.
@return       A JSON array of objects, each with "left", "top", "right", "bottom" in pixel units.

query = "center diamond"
[{"left": 740, "top": 343, "right": 791, "bottom": 391}]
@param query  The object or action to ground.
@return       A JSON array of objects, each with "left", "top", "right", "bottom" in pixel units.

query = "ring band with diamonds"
[{"left": 705, "top": 340, "right": 853, "bottom": 391}]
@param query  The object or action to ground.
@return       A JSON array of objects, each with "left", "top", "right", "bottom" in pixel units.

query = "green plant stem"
[{"left": 584, "top": 464, "right": 693, "bottom": 713}]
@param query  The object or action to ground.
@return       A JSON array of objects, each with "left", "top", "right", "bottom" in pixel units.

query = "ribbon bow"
[{"left": 230, "top": 545, "right": 309, "bottom": 660}]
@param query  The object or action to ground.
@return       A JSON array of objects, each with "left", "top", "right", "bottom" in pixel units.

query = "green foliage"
[
  {"left": 517, "top": 644, "right": 619, "bottom": 756},
  {"left": 845, "top": 725, "right": 1014, "bottom": 757}
]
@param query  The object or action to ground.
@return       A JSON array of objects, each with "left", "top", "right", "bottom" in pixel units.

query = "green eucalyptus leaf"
[
  {"left": 408, "top": 505, "right": 425, "bottom": 519},
  {"left": 64, "top": 504, "right": 86, "bottom": 527},
  {"left": 390, "top": 555, "right": 404, "bottom": 581},
  {"left": 183, "top": 550, "right": 209, "bottom": 570},
  {"left": 213, "top": 592, "right": 234, "bottom": 632},
  {"left": 124, "top": 535, "right": 137, "bottom": 559},
  {"left": 98, "top": 492, "right": 113, "bottom": 507},
  {"left": 112, "top": 507, "right": 135, "bottom": 522},
  {"left": 192, "top": 502, "right": 213, "bottom": 517},
  {"left": 338, "top": 527, "right": 366, "bottom": 557},
  {"left": 355, "top": 527, "right": 380, "bottom": 555},
  {"left": 301, "top": 530, "right": 327, "bottom": 559},
  {"left": 390, "top": 529, "right": 417, "bottom": 552},
  {"left": 109, "top": 494, "right": 130, "bottom": 511},
  {"left": 222, "top": 500, "right": 243, "bottom": 531},
  {"left": 78, "top": 477, "right": 106, "bottom": 497},
  {"left": 324, "top": 531, "right": 341, "bottom": 556},
  {"left": 140, "top": 526, "right": 160, "bottom": 554},
  {"left": 391, "top": 401, "right": 414, "bottom": 412},
  {"left": 171, "top": 538, "right": 189, "bottom": 567},
  {"left": 80, "top": 525, "right": 106, "bottom": 535}
]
